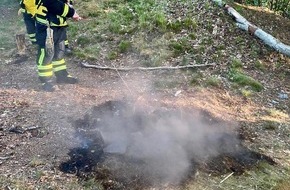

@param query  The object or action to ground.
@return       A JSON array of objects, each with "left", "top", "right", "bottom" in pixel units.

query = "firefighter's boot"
[
  {"left": 39, "top": 77, "right": 55, "bottom": 92},
  {"left": 55, "top": 70, "right": 78, "bottom": 84}
]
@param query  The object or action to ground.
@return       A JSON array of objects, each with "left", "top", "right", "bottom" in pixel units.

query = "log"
[
  {"left": 15, "top": 34, "right": 26, "bottom": 55},
  {"left": 81, "top": 62, "right": 216, "bottom": 71},
  {"left": 212, "top": 0, "right": 290, "bottom": 57}
]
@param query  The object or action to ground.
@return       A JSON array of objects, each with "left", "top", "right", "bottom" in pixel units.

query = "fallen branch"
[
  {"left": 0, "top": 156, "right": 11, "bottom": 160},
  {"left": 24, "top": 126, "right": 42, "bottom": 131},
  {"left": 8, "top": 126, "right": 42, "bottom": 134},
  {"left": 81, "top": 62, "right": 216, "bottom": 71},
  {"left": 212, "top": 0, "right": 290, "bottom": 57}
]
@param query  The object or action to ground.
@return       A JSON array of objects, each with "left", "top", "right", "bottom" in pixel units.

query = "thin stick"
[
  {"left": 0, "top": 156, "right": 11, "bottom": 160},
  {"left": 220, "top": 172, "right": 234, "bottom": 184},
  {"left": 24, "top": 126, "right": 42, "bottom": 131},
  {"left": 81, "top": 62, "right": 216, "bottom": 71},
  {"left": 112, "top": 63, "right": 133, "bottom": 95}
]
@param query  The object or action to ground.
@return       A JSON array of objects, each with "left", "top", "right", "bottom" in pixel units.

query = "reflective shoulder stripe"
[
  {"left": 36, "top": 16, "right": 48, "bottom": 25},
  {"left": 61, "top": 4, "right": 69, "bottom": 17}
]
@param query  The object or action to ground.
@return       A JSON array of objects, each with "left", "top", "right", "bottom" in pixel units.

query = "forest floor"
[{"left": 0, "top": 1, "right": 290, "bottom": 190}]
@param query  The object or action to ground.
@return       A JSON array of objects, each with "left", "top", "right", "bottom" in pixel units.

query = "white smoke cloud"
[{"left": 91, "top": 103, "right": 239, "bottom": 184}]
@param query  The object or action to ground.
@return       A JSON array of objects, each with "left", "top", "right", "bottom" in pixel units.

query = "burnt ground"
[{"left": 59, "top": 100, "right": 276, "bottom": 189}]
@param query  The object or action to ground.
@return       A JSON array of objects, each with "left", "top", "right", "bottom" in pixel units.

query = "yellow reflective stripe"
[
  {"left": 50, "top": 15, "right": 68, "bottom": 27},
  {"left": 38, "top": 64, "right": 53, "bottom": 70},
  {"left": 53, "top": 65, "right": 67, "bottom": 72},
  {"left": 61, "top": 4, "right": 69, "bottom": 17},
  {"left": 30, "top": 38, "right": 37, "bottom": 42},
  {"left": 28, "top": 33, "right": 36, "bottom": 37},
  {"left": 59, "top": 16, "right": 64, "bottom": 24},
  {"left": 52, "top": 59, "right": 65, "bottom": 66},
  {"left": 50, "top": 22, "right": 68, "bottom": 27},
  {"left": 36, "top": 17, "right": 48, "bottom": 24},
  {"left": 38, "top": 64, "right": 53, "bottom": 77},
  {"left": 52, "top": 59, "right": 67, "bottom": 72},
  {"left": 38, "top": 48, "right": 45, "bottom": 66},
  {"left": 65, "top": 40, "right": 69, "bottom": 45},
  {"left": 38, "top": 71, "right": 53, "bottom": 77}
]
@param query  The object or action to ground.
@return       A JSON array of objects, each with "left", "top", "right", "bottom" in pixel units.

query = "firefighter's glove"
[
  {"left": 18, "top": 8, "right": 23, "bottom": 16},
  {"left": 37, "top": 5, "right": 48, "bottom": 16}
]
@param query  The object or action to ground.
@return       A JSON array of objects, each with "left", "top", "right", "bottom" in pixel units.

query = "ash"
[{"left": 59, "top": 100, "right": 275, "bottom": 189}]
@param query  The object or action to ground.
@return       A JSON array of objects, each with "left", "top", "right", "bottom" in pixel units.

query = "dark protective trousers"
[
  {"left": 36, "top": 23, "right": 69, "bottom": 83},
  {"left": 22, "top": 12, "right": 37, "bottom": 44}
]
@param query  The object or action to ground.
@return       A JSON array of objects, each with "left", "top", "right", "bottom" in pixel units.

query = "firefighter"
[
  {"left": 19, "top": 0, "right": 37, "bottom": 44},
  {"left": 64, "top": 0, "right": 73, "bottom": 55},
  {"left": 24, "top": 0, "right": 81, "bottom": 92},
  {"left": 20, "top": 0, "right": 72, "bottom": 52}
]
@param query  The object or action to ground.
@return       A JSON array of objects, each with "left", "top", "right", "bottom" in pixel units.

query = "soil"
[{"left": 0, "top": 50, "right": 289, "bottom": 189}]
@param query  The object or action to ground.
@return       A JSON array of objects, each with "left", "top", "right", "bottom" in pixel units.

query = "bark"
[
  {"left": 15, "top": 34, "right": 26, "bottom": 55},
  {"left": 212, "top": 0, "right": 290, "bottom": 57},
  {"left": 81, "top": 62, "right": 215, "bottom": 71}
]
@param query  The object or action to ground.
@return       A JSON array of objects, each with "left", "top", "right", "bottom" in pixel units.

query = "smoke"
[{"left": 87, "top": 101, "right": 240, "bottom": 184}]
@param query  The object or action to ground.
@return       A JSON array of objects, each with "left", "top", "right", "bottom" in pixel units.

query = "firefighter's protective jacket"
[{"left": 22, "top": 0, "right": 75, "bottom": 25}]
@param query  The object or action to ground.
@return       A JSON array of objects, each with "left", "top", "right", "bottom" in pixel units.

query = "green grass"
[
  {"left": 154, "top": 79, "right": 180, "bottom": 89},
  {"left": 263, "top": 120, "right": 280, "bottom": 130},
  {"left": 185, "top": 163, "right": 290, "bottom": 190},
  {"left": 0, "top": 175, "right": 104, "bottom": 190},
  {"left": 190, "top": 72, "right": 204, "bottom": 86},
  {"left": 107, "top": 51, "right": 118, "bottom": 60},
  {"left": 118, "top": 40, "right": 131, "bottom": 53},
  {"left": 71, "top": 0, "right": 207, "bottom": 63},
  {"left": 227, "top": 57, "right": 263, "bottom": 91},
  {"left": 228, "top": 69, "right": 263, "bottom": 91},
  {"left": 254, "top": 60, "right": 266, "bottom": 71},
  {"left": 231, "top": 57, "right": 243, "bottom": 69},
  {"left": 0, "top": 0, "right": 18, "bottom": 6},
  {"left": 0, "top": 1, "right": 24, "bottom": 56},
  {"left": 204, "top": 76, "right": 222, "bottom": 87}
]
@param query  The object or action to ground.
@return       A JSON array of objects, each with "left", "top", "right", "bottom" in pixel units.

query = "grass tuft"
[{"left": 228, "top": 69, "right": 263, "bottom": 91}]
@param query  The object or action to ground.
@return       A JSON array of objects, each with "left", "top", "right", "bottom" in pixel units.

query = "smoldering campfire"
[{"left": 59, "top": 100, "right": 275, "bottom": 189}]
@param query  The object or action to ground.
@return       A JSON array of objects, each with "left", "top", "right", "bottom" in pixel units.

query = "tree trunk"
[
  {"left": 15, "top": 34, "right": 26, "bottom": 55},
  {"left": 212, "top": 0, "right": 290, "bottom": 57}
]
